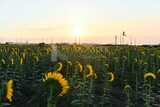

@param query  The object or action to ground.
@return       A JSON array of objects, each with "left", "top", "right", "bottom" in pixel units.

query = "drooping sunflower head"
[
  {"left": 76, "top": 62, "right": 83, "bottom": 72},
  {"left": 43, "top": 72, "right": 69, "bottom": 96},
  {"left": 141, "top": 52, "right": 145, "bottom": 55},
  {"left": 134, "top": 58, "right": 138, "bottom": 63},
  {"left": 144, "top": 72, "right": 156, "bottom": 80},
  {"left": 124, "top": 84, "right": 131, "bottom": 92},
  {"left": 20, "top": 58, "right": 23, "bottom": 65},
  {"left": 2, "top": 59, "right": 5, "bottom": 64},
  {"left": 143, "top": 62, "right": 148, "bottom": 66},
  {"left": 74, "top": 82, "right": 81, "bottom": 89},
  {"left": 123, "top": 56, "right": 127, "bottom": 61},
  {"left": 86, "top": 65, "right": 93, "bottom": 78},
  {"left": 34, "top": 56, "right": 39, "bottom": 62},
  {"left": 114, "top": 58, "right": 118, "bottom": 63},
  {"left": 67, "top": 61, "right": 72, "bottom": 66},
  {"left": 6, "top": 79, "right": 13, "bottom": 102},
  {"left": 57, "top": 62, "right": 63, "bottom": 71},
  {"left": 107, "top": 72, "right": 114, "bottom": 82},
  {"left": 105, "top": 64, "right": 109, "bottom": 69}
]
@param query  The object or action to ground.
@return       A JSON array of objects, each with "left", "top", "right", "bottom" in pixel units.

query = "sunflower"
[
  {"left": 143, "top": 62, "right": 148, "bottom": 66},
  {"left": 57, "top": 62, "right": 63, "bottom": 71},
  {"left": 6, "top": 79, "right": 13, "bottom": 102},
  {"left": 105, "top": 64, "right": 109, "bottom": 68},
  {"left": 43, "top": 72, "right": 69, "bottom": 96},
  {"left": 76, "top": 62, "right": 83, "bottom": 72},
  {"left": 107, "top": 72, "right": 114, "bottom": 82},
  {"left": 74, "top": 82, "right": 81, "bottom": 89},
  {"left": 2, "top": 59, "right": 5, "bottom": 64},
  {"left": 34, "top": 56, "right": 39, "bottom": 62},
  {"left": 86, "top": 65, "right": 93, "bottom": 77},
  {"left": 20, "top": 58, "right": 23, "bottom": 65},
  {"left": 124, "top": 84, "right": 131, "bottom": 92},
  {"left": 134, "top": 58, "right": 138, "bottom": 63},
  {"left": 144, "top": 72, "right": 156, "bottom": 80},
  {"left": 123, "top": 56, "right": 127, "bottom": 61},
  {"left": 141, "top": 52, "right": 145, "bottom": 55},
  {"left": 114, "top": 58, "right": 118, "bottom": 63},
  {"left": 67, "top": 61, "right": 72, "bottom": 66}
]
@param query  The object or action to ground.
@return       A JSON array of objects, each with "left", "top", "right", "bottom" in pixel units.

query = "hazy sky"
[{"left": 0, "top": 0, "right": 160, "bottom": 44}]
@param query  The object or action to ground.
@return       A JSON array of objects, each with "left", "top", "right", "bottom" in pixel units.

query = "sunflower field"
[{"left": 0, "top": 44, "right": 160, "bottom": 107}]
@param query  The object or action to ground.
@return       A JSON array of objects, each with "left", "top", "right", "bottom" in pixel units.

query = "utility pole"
[
  {"left": 75, "top": 36, "right": 77, "bottom": 44},
  {"left": 16, "top": 38, "right": 18, "bottom": 43},
  {"left": 120, "top": 33, "right": 121, "bottom": 45},
  {"left": 52, "top": 36, "right": 53, "bottom": 44},
  {"left": 122, "top": 35, "right": 125, "bottom": 45},
  {"left": 134, "top": 38, "right": 136, "bottom": 46},
  {"left": 115, "top": 35, "right": 117, "bottom": 45},
  {"left": 130, "top": 35, "right": 132, "bottom": 45},
  {"left": 42, "top": 38, "right": 43, "bottom": 43},
  {"left": 122, "top": 31, "right": 126, "bottom": 45},
  {"left": 79, "top": 35, "right": 80, "bottom": 44},
  {"left": 122, "top": 34, "right": 124, "bottom": 45}
]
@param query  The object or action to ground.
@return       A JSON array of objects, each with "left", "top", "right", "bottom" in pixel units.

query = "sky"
[{"left": 0, "top": 0, "right": 160, "bottom": 45}]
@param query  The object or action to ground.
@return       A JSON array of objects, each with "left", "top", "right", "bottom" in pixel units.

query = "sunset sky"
[{"left": 0, "top": 0, "right": 160, "bottom": 45}]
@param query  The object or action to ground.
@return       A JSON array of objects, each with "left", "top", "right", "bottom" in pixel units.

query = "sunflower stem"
[{"left": 47, "top": 85, "right": 54, "bottom": 107}]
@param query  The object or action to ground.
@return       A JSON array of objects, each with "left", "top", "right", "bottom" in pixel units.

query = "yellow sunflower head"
[
  {"left": 2, "top": 59, "right": 5, "bottom": 64},
  {"left": 76, "top": 62, "right": 83, "bottom": 72},
  {"left": 43, "top": 72, "right": 69, "bottom": 97},
  {"left": 144, "top": 72, "right": 156, "bottom": 80},
  {"left": 107, "top": 72, "right": 114, "bottom": 82},
  {"left": 6, "top": 79, "right": 13, "bottom": 102},
  {"left": 86, "top": 65, "right": 93, "bottom": 78},
  {"left": 114, "top": 58, "right": 118, "bottom": 63},
  {"left": 123, "top": 56, "right": 127, "bottom": 61},
  {"left": 34, "top": 56, "right": 39, "bottom": 62},
  {"left": 124, "top": 84, "right": 131, "bottom": 92},
  {"left": 141, "top": 52, "right": 145, "bottom": 55},
  {"left": 143, "top": 62, "right": 148, "bottom": 66},
  {"left": 67, "top": 61, "right": 72, "bottom": 66},
  {"left": 105, "top": 64, "right": 109, "bottom": 69},
  {"left": 56, "top": 62, "right": 63, "bottom": 71},
  {"left": 74, "top": 82, "right": 81, "bottom": 89},
  {"left": 20, "top": 58, "right": 23, "bottom": 65},
  {"left": 134, "top": 58, "right": 138, "bottom": 63}
]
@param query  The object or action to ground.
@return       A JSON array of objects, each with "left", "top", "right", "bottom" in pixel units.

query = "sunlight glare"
[{"left": 72, "top": 27, "right": 83, "bottom": 36}]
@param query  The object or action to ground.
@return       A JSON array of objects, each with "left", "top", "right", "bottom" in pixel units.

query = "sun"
[
  {"left": 71, "top": 20, "right": 84, "bottom": 43},
  {"left": 72, "top": 27, "right": 83, "bottom": 36}
]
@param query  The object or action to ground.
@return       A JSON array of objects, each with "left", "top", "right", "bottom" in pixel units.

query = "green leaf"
[{"left": 0, "top": 103, "right": 10, "bottom": 107}]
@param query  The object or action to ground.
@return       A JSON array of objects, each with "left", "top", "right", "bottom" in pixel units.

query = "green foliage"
[{"left": 0, "top": 44, "right": 160, "bottom": 106}]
